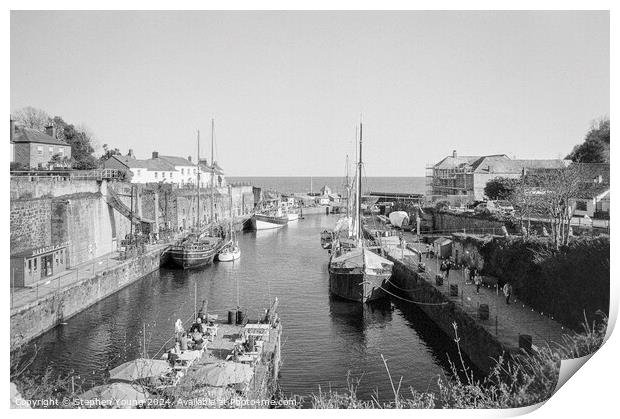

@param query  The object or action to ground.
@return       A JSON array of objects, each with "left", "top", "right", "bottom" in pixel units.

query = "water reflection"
[{"left": 20, "top": 214, "right": 477, "bottom": 403}]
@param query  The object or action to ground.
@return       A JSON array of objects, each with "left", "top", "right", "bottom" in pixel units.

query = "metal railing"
[{"left": 10, "top": 168, "right": 126, "bottom": 181}]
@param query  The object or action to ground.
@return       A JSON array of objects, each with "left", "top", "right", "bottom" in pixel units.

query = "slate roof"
[
  {"left": 159, "top": 155, "right": 196, "bottom": 167},
  {"left": 12, "top": 127, "right": 69, "bottom": 146},
  {"left": 433, "top": 155, "right": 490, "bottom": 170},
  {"left": 472, "top": 158, "right": 568, "bottom": 173},
  {"left": 109, "top": 155, "right": 176, "bottom": 171}
]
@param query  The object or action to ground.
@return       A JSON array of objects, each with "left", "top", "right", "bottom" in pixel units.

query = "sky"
[{"left": 10, "top": 11, "right": 609, "bottom": 176}]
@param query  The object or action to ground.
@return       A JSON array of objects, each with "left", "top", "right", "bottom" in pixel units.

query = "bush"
[{"left": 479, "top": 236, "right": 609, "bottom": 329}]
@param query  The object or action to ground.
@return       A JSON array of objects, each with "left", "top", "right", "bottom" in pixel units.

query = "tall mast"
[
  {"left": 356, "top": 122, "right": 363, "bottom": 245},
  {"left": 345, "top": 154, "right": 349, "bottom": 218},
  {"left": 197, "top": 129, "right": 200, "bottom": 229},
  {"left": 210, "top": 118, "right": 215, "bottom": 224}
]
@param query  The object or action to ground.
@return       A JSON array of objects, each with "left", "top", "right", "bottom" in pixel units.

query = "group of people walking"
[{"left": 428, "top": 249, "right": 513, "bottom": 304}]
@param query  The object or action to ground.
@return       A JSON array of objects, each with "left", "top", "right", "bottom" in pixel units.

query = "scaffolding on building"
[{"left": 425, "top": 163, "right": 474, "bottom": 199}]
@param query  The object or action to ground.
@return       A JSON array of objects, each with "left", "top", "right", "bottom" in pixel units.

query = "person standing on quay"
[
  {"left": 503, "top": 282, "right": 513, "bottom": 305},
  {"left": 474, "top": 273, "right": 482, "bottom": 294},
  {"left": 445, "top": 260, "right": 451, "bottom": 278}
]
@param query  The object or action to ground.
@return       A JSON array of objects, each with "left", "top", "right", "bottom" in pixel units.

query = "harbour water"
[{"left": 21, "top": 213, "right": 473, "bottom": 403}]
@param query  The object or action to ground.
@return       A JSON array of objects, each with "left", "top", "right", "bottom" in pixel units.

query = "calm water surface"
[{"left": 23, "top": 214, "right": 471, "bottom": 403}]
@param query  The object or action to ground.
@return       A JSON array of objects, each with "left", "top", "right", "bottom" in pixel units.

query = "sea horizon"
[{"left": 227, "top": 176, "right": 427, "bottom": 195}]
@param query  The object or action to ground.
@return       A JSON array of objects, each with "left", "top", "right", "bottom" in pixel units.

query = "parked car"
[
  {"left": 474, "top": 201, "right": 495, "bottom": 215},
  {"left": 494, "top": 200, "right": 515, "bottom": 216}
]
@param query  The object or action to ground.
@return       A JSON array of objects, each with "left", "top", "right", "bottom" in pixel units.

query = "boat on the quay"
[{"left": 328, "top": 122, "right": 393, "bottom": 303}]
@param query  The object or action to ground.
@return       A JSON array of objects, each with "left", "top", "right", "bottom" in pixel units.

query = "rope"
[
  {"left": 378, "top": 283, "right": 449, "bottom": 306},
  {"left": 385, "top": 278, "right": 425, "bottom": 293}
]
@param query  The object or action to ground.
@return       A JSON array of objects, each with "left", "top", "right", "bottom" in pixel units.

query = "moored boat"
[
  {"left": 328, "top": 122, "right": 393, "bottom": 303},
  {"left": 328, "top": 247, "right": 393, "bottom": 303},
  {"left": 251, "top": 209, "right": 288, "bottom": 230},
  {"left": 169, "top": 234, "right": 221, "bottom": 269}
]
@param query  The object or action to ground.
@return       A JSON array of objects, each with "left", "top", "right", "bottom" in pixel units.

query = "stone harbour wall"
[
  {"left": 387, "top": 255, "right": 509, "bottom": 373},
  {"left": 10, "top": 247, "right": 166, "bottom": 348},
  {"left": 10, "top": 199, "right": 53, "bottom": 255}
]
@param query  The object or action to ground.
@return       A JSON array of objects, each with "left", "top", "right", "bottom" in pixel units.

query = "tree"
[
  {"left": 48, "top": 154, "right": 70, "bottom": 169},
  {"left": 524, "top": 165, "right": 585, "bottom": 248},
  {"left": 52, "top": 116, "right": 98, "bottom": 170},
  {"left": 484, "top": 177, "right": 520, "bottom": 200},
  {"left": 13, "top": 106, "right": 50, "bottom": 130},
  {"left": 100, "top": 144, "right": 121, "bottom": 162},
  {"left": 566, "top": 117, "right": 610, "bottom": 163}
]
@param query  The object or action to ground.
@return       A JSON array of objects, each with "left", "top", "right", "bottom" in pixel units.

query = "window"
[
  {"left": 162, "top": 172, "right": 166, "bottom": 178},
  {"left": 49, "top": 146, "right": 54, "bottom": 154},
  {"left": 137, "top": 170, "right": 141, "bottom": 176},
  {"left": 28, "top": 259, "right": 32, "bottom": 274},
  {"left": 181, "top": 168, "right": 184, "bottom": 175},
  {"left": 576, "top": 200, "right": 588, "bottom": 211},
  {"left": 33, "top": 258, "right": 37, "bottom": 271},
  {"left": 37, "top": 146, "right": 43, "bottom": 155},
  {"left": 58, "top": 148, "right": 64, "bottom": 156},
  {"left": 155, "top": 172, "right": 158, "bottom": 178}
]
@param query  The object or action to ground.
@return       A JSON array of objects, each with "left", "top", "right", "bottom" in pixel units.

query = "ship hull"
[
  {"left": 328, "top": 266, "right": 391, "bottom": 303},
  {"left": 168, "top": 246, "right": 218, "bottom": 269},
  {"left": 251, "top": 214, "right": 288, "bottom": 230}
]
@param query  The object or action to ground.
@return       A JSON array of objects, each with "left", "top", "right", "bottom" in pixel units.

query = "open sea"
[{"left": 227, "top": 177, "right": 427, "bottom": 195}]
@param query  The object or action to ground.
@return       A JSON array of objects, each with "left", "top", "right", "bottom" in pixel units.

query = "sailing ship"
[
  {"left": 328, "top": 122, "right": 393, "bottom": 303},
  {"left": 218, "top": 187, "right": 241, "bottom": 262},
  {"left": 169, "top": 122, "right": 223, "bottom": 269}
]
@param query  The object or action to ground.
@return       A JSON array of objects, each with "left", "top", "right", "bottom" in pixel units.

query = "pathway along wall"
[
  {"left": 386, "top": 255, "right": 509, "bottom": 373},
  {"left": 10, "top": 247, "right": 166, "bottom": 349}
]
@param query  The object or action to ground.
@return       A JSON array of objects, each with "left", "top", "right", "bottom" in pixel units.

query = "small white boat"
[
  {"left": 286, "top": 211, "right": 300, "bottom": 221},
  {"left": 218, "top": 243, "right": 240, "bottom": 262}
]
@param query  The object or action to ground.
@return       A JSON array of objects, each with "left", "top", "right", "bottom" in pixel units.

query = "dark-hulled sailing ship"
[
  {"left": 328, "top": 122, "right": 393, "bottom": 303},
  {"left": 169, "top": 120, "right": 223, "bottom": 269}
]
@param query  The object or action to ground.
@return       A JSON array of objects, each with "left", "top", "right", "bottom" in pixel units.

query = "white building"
[
  {"left": 103, "top": 151, "right": 176, "bottom": 184},
  {"left": 103, "top": 150, "right": 227, "bottom": 188},
  {"left": 159, "top": 155, "right": 198, "bottom": 187}
]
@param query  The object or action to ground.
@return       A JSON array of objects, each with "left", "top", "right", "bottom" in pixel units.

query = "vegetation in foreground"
[
  {"left": 11, "top": 315, "right": 606, "bottom": 409},
  {"left": 299, "top": 315, "right": 606, "bottom": 409}
]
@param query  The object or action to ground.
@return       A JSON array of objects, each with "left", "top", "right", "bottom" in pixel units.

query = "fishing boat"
[
  {"left": 169, "top": 122, "right": 223, "bottom": 269},
  {"left": 328, "top": 122, "right": 393, "bottom": 303},
  {"left": 285, "top": 207, "right": 300, "bottom": 222},
  {"left": 251, "top": 208, "right": 288, "bottom": 230}
]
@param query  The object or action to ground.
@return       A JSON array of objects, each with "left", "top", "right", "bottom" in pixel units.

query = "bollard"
[
  {"left": 478, "top": 304, "right": 489, "bottom": 320},
  {"left": 519, "top": 334, "right": 533, "bottom": 352},
  {"left": 450, "top": 284, "right": 458, "bottom": 297}
]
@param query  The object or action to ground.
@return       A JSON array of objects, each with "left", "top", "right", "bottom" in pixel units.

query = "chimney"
[
  {"left": 188, "top": 155, "right": 192, "bottom": 163},
  {"left": 452, "top": 150, "right": 457, "bottom": 158},
  {"left": 45, "top": 124, "right": 56, "bottom": 139},
  {"left": 10, "top": 117, "right": 15, "bottom": 142},
  {"left": 152, "top": 151, "right": 159, "bottom": 159},
  {"left": 128, "top": 149, "right": 134, "bottom": 158}
]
